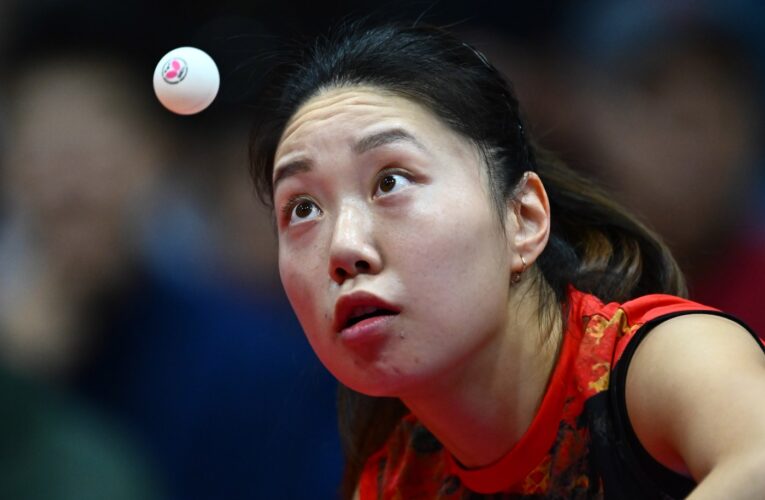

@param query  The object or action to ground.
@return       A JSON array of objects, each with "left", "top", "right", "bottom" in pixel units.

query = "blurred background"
[{"left": 0, "top": 0, "right": 762, "bottom": 499}]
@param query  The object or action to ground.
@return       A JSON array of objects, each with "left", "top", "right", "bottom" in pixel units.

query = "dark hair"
[{"left": 249, "top": 20, "right": 686, "bottom": 499}]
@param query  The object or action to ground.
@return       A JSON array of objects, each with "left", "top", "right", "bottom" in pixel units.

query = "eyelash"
[
  {"left": 374, "top": 167, "right": 413, "bottom": 193},
  {"left": 280, "top": 194, "right": 316, "bottom": 220}
]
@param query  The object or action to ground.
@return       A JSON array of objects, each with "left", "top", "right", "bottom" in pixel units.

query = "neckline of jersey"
[{"left": 445, "top": 288, "right": 591, "bottom": 493}]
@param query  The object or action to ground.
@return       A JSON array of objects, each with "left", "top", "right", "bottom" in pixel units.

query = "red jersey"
[{"left": 359, "top": 288, "right": 762, "bottom": 499}]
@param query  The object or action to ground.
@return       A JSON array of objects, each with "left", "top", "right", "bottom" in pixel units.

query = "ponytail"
[{"left": 533, "top": 146, "right": 687, "bottom": 303}]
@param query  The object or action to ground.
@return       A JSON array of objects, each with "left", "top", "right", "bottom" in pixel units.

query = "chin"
[{"left": 336, "top": 363, "right": 436, "bottom": 399}]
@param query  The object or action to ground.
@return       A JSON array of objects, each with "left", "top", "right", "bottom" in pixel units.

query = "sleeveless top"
[{"left": 358, "top": 288, "right": 764, "bottom": 499}]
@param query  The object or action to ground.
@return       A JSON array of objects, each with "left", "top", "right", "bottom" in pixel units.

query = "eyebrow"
[
  {"left": 272, "top": 158, "right": 312, "bottom": 192},
  {"left": 352, "top": 128, "right": 427, "bottom": 155},
  {"left": 273, "top": 128, "right": 427, "bottom": 191}
]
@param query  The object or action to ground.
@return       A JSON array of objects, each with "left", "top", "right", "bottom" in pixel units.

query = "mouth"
[
  {"left": 334, "top": 292, "right": 400, "bottom": 333},
  {"left": 344, "top": 306, "right": 398, "bottom": 328}
]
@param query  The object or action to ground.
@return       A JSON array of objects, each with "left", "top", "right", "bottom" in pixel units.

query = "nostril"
[{"left": 332, "top": 260, "right": 373, "bottom": 283}]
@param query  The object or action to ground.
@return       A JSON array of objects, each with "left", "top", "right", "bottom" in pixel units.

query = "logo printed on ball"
[
  {"left": 162, "top": 58, "right": 188, "bottom": 84},
  {"left": 154, "top": 47, "right": 219, "bottom": 115}
]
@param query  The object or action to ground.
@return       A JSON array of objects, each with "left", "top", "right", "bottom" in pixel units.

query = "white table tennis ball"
[{"left": 153, "top": 47, "right": 220, "bottom": 115}]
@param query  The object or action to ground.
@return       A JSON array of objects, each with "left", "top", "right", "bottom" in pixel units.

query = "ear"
[{"left": 505, "top": 172, "right": 551, "bottom": 272}]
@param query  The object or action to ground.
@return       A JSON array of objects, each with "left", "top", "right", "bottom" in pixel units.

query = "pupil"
[
  {"left": 381, "top": 176, "right": 396, "bottom": 192},
  {"left": 296, "top": 202, "right": 313, "bottom": 218}
]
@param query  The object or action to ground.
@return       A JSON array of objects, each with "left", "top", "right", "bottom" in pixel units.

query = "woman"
[{"left": 249, "top": 22, "right": 765, "bottom": 499}]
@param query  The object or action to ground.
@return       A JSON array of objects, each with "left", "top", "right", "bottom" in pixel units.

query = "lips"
[{"left": 333, "top": 291, "right": 400, "bottom": 333}]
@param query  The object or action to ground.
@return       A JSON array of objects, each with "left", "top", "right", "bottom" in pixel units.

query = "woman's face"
[{"left": 273, "top": 87, "right": 514, "bottom": 397}]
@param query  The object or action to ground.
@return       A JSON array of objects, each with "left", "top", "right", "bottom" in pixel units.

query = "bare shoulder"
[
  {"left": 629, "top": 314, "right": 764, "bottom": 370},
  {"left": 625, "top": 313, "right": 765, "bottom": 480}
]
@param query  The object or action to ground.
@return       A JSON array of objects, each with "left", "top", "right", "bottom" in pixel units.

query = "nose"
[{"left": 328, "top": 203, "right": 382, "bottom": 285}]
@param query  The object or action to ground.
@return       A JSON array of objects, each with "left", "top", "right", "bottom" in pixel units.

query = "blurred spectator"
[
  {"left": 488, "top": 0, "right": 765, "bottom": 336},
  {"left": 0, "top": 42, "right": 164, "bottom": 500},
  {"left": 570, "top": 1, "right": 765, "bottom": 336},
  {"left": 0, "top": 31, "right": 341, "bottom": 500},
  {"left": 0, "top": 52, "right": 163, "bottom": 376}
]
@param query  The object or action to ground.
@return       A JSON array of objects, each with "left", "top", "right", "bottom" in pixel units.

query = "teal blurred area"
[{"left": 0, "top": 366, "right": 161, "bottom": 500}]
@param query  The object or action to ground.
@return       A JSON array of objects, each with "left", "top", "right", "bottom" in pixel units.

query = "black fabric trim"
[{"left": 610, "top": 311, "right": 765, "bottom": 498}]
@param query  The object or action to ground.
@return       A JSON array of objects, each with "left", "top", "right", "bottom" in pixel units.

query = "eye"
[
  {"left": 284, "top": 198, "right": 322, "bottom": 225},
  {"left": 374, "top": 172, "right": 413, "bottom": 197}
]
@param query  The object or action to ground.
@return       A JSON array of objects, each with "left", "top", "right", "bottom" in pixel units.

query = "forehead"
[{"left": 275, "top": 86, "right": 449, "bottom": 160}]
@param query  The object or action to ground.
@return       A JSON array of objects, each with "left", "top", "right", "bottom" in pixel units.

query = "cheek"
[
  {"left": 391, "top": 187, "right": 510, "bottom": 330},
  {"left": 278, "top": 246, "right": 328, "bottom": 332},
  {"left": 399, "top": 186, "right": 506, "bottom": 283},
  {"left": 279, "top": 250, "right": 354, "bottom": 383},
  {"left": 425, "top": 233, "right": 506, "bottom": 320}
]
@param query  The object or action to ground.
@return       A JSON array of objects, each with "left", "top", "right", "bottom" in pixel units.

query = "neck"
[{"left": 400, "top": 282, "right": 562, "bottom": 468}]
